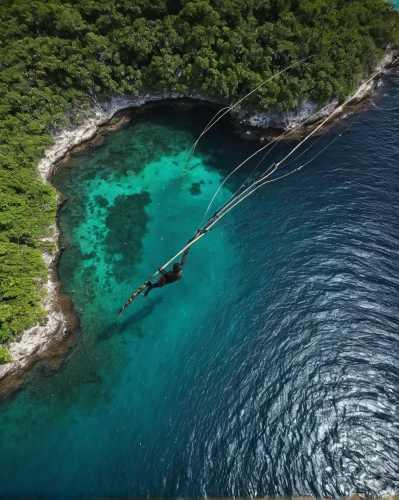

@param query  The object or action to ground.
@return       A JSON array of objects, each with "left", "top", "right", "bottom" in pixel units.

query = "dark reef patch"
[
  {"left": 95, "top": 196, "right": 109, "bottom": 208},
  {"left": 104, "top": 192, "right": 152, "bottom": 283}
]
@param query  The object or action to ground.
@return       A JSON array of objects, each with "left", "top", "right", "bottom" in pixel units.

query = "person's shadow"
[{"left": 97, "top": 296, "right": 164, "bottom": 341}]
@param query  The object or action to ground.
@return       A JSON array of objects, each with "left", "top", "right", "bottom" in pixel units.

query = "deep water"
[{"left": 1, "top": 74, "right": 399, "bottom": 498}]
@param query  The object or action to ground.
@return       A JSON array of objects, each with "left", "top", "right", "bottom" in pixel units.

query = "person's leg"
[
  {"left": 142, "top": 276, "right": 165, "bottom": 296},
  {"left": 142, "top": 282, "right": 158, "bottom": 297}
]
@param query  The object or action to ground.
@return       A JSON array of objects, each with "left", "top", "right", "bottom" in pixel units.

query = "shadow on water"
[{"left": 97, "top": 296, "right": 164, "bottom": 341}]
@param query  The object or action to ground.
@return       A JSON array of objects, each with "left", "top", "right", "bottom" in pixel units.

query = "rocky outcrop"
[
  {"left": 234, "top": 49, "right": 397, "bottom": 131},
  {"left": 0, "top": 224, "right": 77, "bottom": 399}
]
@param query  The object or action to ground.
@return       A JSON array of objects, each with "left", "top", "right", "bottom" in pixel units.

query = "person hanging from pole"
[{"left": 142, "top": 247, "right": 190, "bottom": 297}]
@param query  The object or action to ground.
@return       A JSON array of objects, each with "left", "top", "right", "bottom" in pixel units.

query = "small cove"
[{"left": 1, "top": 83, "right": 399, "bottom": 497}]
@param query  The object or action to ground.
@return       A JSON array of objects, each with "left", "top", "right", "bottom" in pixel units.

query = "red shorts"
[{"left": 157, "top": 276, "right": 166, "bottom": 287}]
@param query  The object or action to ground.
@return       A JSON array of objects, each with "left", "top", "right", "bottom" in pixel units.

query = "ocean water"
[{"left": 0, "top": 72, "right": 399, "bottom": 498}]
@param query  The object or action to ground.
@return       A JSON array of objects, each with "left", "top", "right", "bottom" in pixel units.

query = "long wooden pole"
[{"left": 115, "top": 232, "right": 206, "bottom": 320}]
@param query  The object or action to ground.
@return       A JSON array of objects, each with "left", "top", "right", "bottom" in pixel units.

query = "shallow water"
[{"left": 1, "top": 74, "right": 399, "bottom": 498}]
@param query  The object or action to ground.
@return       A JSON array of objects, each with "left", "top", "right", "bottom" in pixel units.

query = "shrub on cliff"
[
  {"left": 0, "top": 0, "right": 398, "bottom": 361},
  {"left": 0, "top": 348, "right": 12, "bottom": 365}
]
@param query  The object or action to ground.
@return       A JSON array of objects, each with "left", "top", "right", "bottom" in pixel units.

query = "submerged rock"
[{"left": 190, "top": 182, "right": 202, "bottom": 195}]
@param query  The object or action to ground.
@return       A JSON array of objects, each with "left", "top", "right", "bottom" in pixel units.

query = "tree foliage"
[{"left": 0, "top": 0, "right": 398, "bottom": 362}]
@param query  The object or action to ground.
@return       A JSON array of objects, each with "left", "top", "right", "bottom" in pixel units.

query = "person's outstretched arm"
[
  {"left": 159, "top": 267, "right": 167, "bottom": 276},
  {"left": 181, "top": 247, "right": 189, "bottom": 267}
]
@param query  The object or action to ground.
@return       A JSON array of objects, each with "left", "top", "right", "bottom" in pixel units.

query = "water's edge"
[{"left": 0, "top": 52, "right": 396, "bottom": 400}]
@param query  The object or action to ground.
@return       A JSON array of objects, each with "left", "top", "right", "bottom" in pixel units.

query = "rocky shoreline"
[{"left": 0, "top": 51, "right": 397, "bottom": 400}]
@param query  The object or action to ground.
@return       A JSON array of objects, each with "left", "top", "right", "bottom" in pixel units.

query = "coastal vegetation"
[{"left": 0, "top": 0, "right": 399, "bottom": 363}]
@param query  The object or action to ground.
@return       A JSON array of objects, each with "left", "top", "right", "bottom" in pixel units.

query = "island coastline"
[{"left": 0, "top": 51, "right": 397, "bottom": 400}]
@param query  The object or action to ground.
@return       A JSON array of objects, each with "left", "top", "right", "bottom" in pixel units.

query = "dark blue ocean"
[{"left": 0, "top": 72, "right": 399, "bottom": 498}]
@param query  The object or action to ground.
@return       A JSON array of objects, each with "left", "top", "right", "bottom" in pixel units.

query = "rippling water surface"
[{"left": 0, "top": 74, "right": 399, "bottom": 498}]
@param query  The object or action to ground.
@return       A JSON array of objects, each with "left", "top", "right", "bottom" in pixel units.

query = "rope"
[
  {"left": 208, "top": 212, "right": 274, "bottom": 231},
  {"left": 266, "top": 70, "right": 384, "bottom": 173},
  {"left": 182, "top": 56, "right": 313, "bottom": 188},
  {"left": 371, "top": 101, "right": 399, "bottom": 112},
  {"left": 273, "top": 123, "right": 332, "bottom": 171},
  {"left": 181, "top": 106, "right": 230, "bottom": 186},
  {"left": 197, "top": 99, "right": 335, "bottom": 228},
  {"left": 212, "top": 117, "right": 360, "bottom": 222},
  {"left": 212, "top": 69, "right": 384, "bottom": 221}
]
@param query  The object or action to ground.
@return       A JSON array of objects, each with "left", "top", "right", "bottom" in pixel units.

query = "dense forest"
[{"left": 0, "top": 0, "right": 399, "bottom": 363}]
